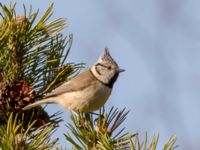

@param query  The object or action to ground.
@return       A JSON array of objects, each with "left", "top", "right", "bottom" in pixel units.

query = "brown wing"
[{"left": 46, "top": 69, "right": 96, "bottom": 98}]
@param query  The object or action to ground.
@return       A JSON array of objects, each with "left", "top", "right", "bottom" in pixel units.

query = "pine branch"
[
  {"left": 0, "top": 2, "right": 82, "bottom": 141},
  {"left": 0, "top": 113, "right": 59, "bottom": 150},
  {"left": 65, "top": 107, "right": 134, "bottom": 149},
  {"left": 0, "top": 2, "right": 83, "bottom": 92},
  {"left": 64, "top": 107, "right": 178, "bottom": 150}
]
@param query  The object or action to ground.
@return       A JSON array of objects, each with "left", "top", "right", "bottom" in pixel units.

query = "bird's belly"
[{"left": 57, "top": 84, "right": 112, "bottom": 112}]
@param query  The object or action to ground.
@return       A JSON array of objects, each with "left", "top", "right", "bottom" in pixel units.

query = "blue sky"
[{"left": 2, "top": 0, "right": 200, "bottom": 149}]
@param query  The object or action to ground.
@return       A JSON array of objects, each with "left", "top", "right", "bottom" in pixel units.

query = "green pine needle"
[
  {"left": 0, "top": 113, "right": 59, "bottom": 150},
  {"left": 64, "top": 107, "right": 178, "bottom": 150},
  {"left": 0, "top": 2, "right": 83, "bottom": 95}
]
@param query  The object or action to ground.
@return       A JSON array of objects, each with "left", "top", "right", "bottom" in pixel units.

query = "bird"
[{"left": 23, "top": 48, "right": 125, "bottom": 112}]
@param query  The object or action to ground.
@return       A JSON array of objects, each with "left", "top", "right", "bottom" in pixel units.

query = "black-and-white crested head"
[{"left": 91, "top": 48, "right": 125, "bottom": 88}]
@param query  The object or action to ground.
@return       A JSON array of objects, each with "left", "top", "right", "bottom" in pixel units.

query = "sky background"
[{"left": 2, "top": 0, "right": 200, "bottom": 149}]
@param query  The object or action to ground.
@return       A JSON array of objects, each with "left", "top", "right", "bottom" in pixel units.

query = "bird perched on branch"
[{"left": 23, "top": 48, "right": 125, "bottom": 112}]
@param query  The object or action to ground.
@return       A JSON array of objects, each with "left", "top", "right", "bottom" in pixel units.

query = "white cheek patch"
[{"left": 91, "top": 65, "right": 109, "bottom": 85}]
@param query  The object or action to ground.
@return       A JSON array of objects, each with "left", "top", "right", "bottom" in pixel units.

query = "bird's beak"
[{"left": 117, "top": 68, "right": 125, "bottom": 73}]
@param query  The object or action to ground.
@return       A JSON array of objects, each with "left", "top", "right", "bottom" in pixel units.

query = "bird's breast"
[
  {"left": 83, "top": 83, "right": 112, "bottom": 112},
  {"left": 57, "top": 82, "right": 112, "bottom": 112}
]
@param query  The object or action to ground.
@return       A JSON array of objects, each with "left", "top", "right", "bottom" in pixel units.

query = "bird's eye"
[{"left": 108, "top": 66, "right": 111, "bottom": 70}]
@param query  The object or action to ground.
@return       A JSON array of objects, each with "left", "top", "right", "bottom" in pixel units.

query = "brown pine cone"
[{"left": 1, "top": 80, "right": 36, "bottom": 111}]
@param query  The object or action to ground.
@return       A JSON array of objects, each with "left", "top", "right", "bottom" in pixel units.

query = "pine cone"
[
  {"left": 0, "top": 80, "right": 51, "bottom": 128},
  {"left": 1, "top": 80, "right": 36, "bottom": 111}
]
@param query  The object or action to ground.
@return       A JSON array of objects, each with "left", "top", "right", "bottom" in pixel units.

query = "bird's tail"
[{"left": 22, "top": 98, "right": 53, "bottom": 110}]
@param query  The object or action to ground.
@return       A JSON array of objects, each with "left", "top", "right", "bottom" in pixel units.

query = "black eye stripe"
[{"left": 96, "top": 63, "right": 111, "bottom": 70}]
